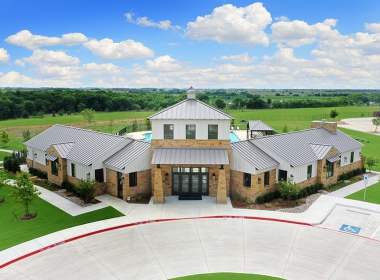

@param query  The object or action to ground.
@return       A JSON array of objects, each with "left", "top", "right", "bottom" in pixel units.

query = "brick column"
[
  {"left": 216, "top": 169, "right": 227, "bottom": 204},
  {"left": 153, "top": 169, "right": 165, "bottom": 204}
]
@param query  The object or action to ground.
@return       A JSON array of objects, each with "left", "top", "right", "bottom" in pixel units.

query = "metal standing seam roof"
[
  {"left": 103, "top": 140, "right": 151, "bottom": 170},
  {"left": 231, "top": 140, "right": 279, "bottom": 170},
  {"left": 53, "top": 142, "right": 75, "bottom": 158},
  {"left": 309, "top": 143, "right": 332, "bottom": 159},
  {"left": 248, "top": 120, "right": 275, "bottom": 131},
  {"left": 327, "top": 155, "right": 340, "bottom": 162},
  {"left": 148, "top": 99, "right": 234, "bottom": 120},
  {"left": 253, "top": 127, "right": 363, "bottom": 167},
  {"left": 24, "top": 125, "right": 132, "bottom": 166},
  {"left": 152, "top": 148, "right": 229, "bottom": 165},
  {"left": 45, "top": 154, "right": 58, "bottom": 161}
]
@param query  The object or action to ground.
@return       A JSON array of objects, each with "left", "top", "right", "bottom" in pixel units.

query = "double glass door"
[{"left": 173, "top": 167, "right": 209, "bottom": 196}]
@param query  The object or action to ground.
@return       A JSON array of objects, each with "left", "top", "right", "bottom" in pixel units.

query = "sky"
[{"left": 1, "top": 0, "right": 380, "bottom": 89}]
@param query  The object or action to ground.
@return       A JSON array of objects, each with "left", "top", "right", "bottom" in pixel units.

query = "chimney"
[
  {"left": 311, "top": 120, "right": 337, "bottom": 134},
  {"left": 187, "top": 86, "right": 196, "bottom": 99}
]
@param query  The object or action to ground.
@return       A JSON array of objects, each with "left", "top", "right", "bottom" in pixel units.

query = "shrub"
[
  {"left": 274, "top": 202, "right": 279, "bottom": 206},
  {"left": 278, "top": 179, "right": 300, "bottom": 200},
  {"left": 256, "top": 196, "right": 265, "bottom": 204},
  {"left": 75, "top": 179, "right": 97, "bottom": 203},
  {"left": 61, "top": 181, "right": 76, "bottom": 193},
  {"left": 273, "top": 190, "right": 281, "bottom": 199},
  {"left": 265, "top": 203, "right": 271, "bottom": 208},
  {"left": 246, "top": 198, "right": 252, "bottom": 204}
]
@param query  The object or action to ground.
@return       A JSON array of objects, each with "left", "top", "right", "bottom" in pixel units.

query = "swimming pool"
[{"left": 142, "top": 132, "right": 240, "bottom": 142}]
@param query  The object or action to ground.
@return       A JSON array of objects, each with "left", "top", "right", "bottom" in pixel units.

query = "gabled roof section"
[
  {"left": 231, "top": 140, "right": 279, "bottom": 170},
  {"left": 25, "top": 125, "right": 132, "bottom": 165},
  {"left": 309, "top": 143, "right": 332, "bottom": 160},
  {"left": 103, "top": 140, "right": 150, "bottom": 170},
  {"left": 52, "top": 142, "right": 75, "bottom": 158},
  {"left": 253, "top": 127, "right": 363, "bottom": 167},
  {"left": 148, "top": 99, "right": 234, "bottom": 120},
  {"left": 152, "top": 148, "right": 229, "bottom": 165},
  {"left": 248, "top": 120, "right": 274, "bottom": 131}
]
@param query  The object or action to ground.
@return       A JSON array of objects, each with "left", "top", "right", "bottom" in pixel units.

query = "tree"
[
  {"left": 372, "top": 117, "right": 380, "bottom": 132},
  {"left": 145, "top": 119, "right": 152, "bottom": 130},
  {"left": 81, "top": 108, "right": 96, "bottom": 123},
  {"left": 365, "top": 155, "right": 379, "bottom": 172},
  {"left": 277, "top": 179, "right": 300, "bottom": 201},
  {"left": 132, "top": 119, "right": 138, "bottom": 132},
  {"left": 0, "top": 131, "right": 10, "bottom": 147},
  {"left": 0, "top": 170, "right": 9, "bottom": 189},
  {"left": 10, "top": 172, "right": 41, "bottom": 215},
  {"left": 282, "top": 124, "right": 289, "bottom": 133},
  {"left": 75, "top": 179, "right": 97, "bottom": 203},
  {"left": 108, "top": 119, "right": 114, "bottom": 134},
  {"left": 22, "top": 129, "right": 31, "bottom": 142},
  {"left": 330, "top": 109, "right": 339, "bottom": 119},
  {"left": 214, "top": 98, "right": 226, "bottom": 109}
]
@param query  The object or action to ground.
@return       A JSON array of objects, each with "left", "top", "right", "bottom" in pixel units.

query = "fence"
[{"left": 115, "top": 123, "right": 148, "bottom": 136}]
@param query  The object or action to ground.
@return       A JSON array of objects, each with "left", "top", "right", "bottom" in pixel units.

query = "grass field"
[
  {"left": 345, "top": 181, "right": 380, "bottom": 204},
  {"left": 0, "top": 184, "right": 124, "bottom": 251},
  {"left": 171, "top": 273, "right": 284, "bottom": 280}
]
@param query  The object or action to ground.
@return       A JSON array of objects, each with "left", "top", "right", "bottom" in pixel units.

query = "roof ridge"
[
  {"left": 147, "top": 99, "right": 187, "bottom": 119},
  {"left": 53, "top": 124, "right": 126, "bottom": 139},
  {"left": 195, "top": 99, "right": 234, "bottom": 119}
]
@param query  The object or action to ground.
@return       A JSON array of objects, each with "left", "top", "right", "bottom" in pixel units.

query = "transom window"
[
  {"left": 208, "top": 125, "right": 218, "bottom": 139},
  {"left": 243, "top": 173, "right": 251, "bottom": 188},
  {"left": 186, "top": 124, "right": 196, "bottom": 139},
  {"left": 164, "top": 124, "right": 174, "bottom": 139},
  {"left": 307, "top": 165, "right": 312, "bottom": 179}
]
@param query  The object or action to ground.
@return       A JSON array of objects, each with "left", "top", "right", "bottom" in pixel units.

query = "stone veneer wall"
[
  {"left": 152, "top": 164, "right": 230, "bottom": 197},
  {"left": 230, "top": 169, "right": 276, "bottom": 200},
  {"left": 311, "top": 121, "right": 337, "bottom": 134},
  {"left": 27, "top": 159, "right": 48, "bottom": 173},
  {"left": 45, "top": 146, "right": 67, "bottom": 186},
  {"left": 106, "top": 168, "right": 151, "bottom": 200}
]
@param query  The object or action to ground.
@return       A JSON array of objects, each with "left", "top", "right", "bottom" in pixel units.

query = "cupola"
[{"left": 187, "top": 86, "right": 196, "bottom": 99}]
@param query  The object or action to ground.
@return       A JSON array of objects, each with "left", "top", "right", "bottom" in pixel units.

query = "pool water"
[{"left": 142, "top": 132, "right": 240, "bottom": 142}]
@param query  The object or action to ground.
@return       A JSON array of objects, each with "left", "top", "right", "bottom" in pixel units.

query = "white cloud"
[
  {"left": 83, "top": 38, "right": 154, "bottom": 60},
  {"left": 275, "top": 16, "right": 289, "bottom": 22},
  {"left": 0, "top": 48, "right": 10, "bottom": 63},
  {"left": 215, "top": 53, "right": 257, "bottom": 64},
  {"left": 365, "top": 23, "right": 380, "bottom": 33},
  {"left": 135, "top": 55, "right": 184, "bottom": 72},
  {"left": 185, "top": 3, "right": 272, "bottom": 46},
  {"left": 168, "top": 42, "right": 178, "bottom": 46},
  {"left": 17, "top": 49, "right": 80, "bottom": 67},
  {"left": 5, "top": 30, "right": 88, "bottom": 50},
  {"left": 125, "top": 12, "right": 181, "bottom": 30}
]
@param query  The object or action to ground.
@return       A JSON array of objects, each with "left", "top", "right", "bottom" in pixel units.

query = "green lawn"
[
  {"left": 345, "top": 181, "right": 380, "bottom": 204},
  {"left": 0, "top": 184, "right": 124, "bottom": 251},
  {"left": 171, "top": 273, "right": 284, "bottom": 280}
]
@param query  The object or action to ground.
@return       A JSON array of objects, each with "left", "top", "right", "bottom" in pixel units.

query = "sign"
[
  {"left": 364, "top": 174, "right": 369, "bottom": 184},
  {"left": 340, "top": 224, "right": 361, "bottom": 234}
]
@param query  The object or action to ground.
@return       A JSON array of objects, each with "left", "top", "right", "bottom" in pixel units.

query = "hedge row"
[
  {"left": 256, "top": 190, "right": 281, "bottom": 204},
  {"left": 338, "top": 168, "right": 366, "bottom": 181},
  {"left": 61, "top": 181, "right": 77, "bottom": 194},
  {"left": 29, "top": 167, "right": 48, "bottom": 179},
  {"left": 3, "top": 155, "right": 21, "bottom": 173}
]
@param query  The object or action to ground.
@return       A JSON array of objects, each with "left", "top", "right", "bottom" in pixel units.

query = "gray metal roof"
[
  {"left": 152, "top": 148, "right": 229, "bottom": 165},
  {"left": 25, "top": 125, "right": 132, "bottom": 165},
  {"left": 103, "top": 140, "right": 150, "bottom": 170},
  {"left": 148, "top": 99, "right": 234, "bottom": 120},
  {"left": 231, "top": 140, "right": 279, "bottom": 170},
  {"left": 309, "top": 144, "right": 332, "bottom": 159},
  {"left": 253, "top": 127, "right": 363, "bottom": 167},
  {"left": 45, "top": 154, "right": 58, "bottom": 161},
  {"left": 327, "top": 155, "right": 340, "bottom": 163},
  {"left": 248, "top": 120, "right": 274, "bottom": 131},
  {"left": 53, "top": 142, "right": 75, "bottom": 158}
]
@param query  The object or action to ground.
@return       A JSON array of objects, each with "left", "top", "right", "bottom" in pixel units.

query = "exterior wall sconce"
[
  {"left": 212, "top": 173, "right": 216, "bottom": 181},
  {"left": 165, "top": 173, "right": 169, "bottom": 181},
  {"left": 220, "top": 165, "right": 224, "bottom": 170},
  {"left": 157, "top": 164, "right": 161, "bottom": 169},
  {"left": 127, "top": 197, "right": 131, "bottom": 202},
  {"left": 323, "top": 166, "right": 327, "bottom": 172},
  {"left": 87, "top": 172, "right": 91, "bottom": 180},
  {"left": 33, "top": 153, "right": 37, "bottom": 158},
  {"left": 344, "top": 157, "right": 347, "bottom": 162},
  {"left": 57, "top": 163, "right": 61, "bottom": 169},
  {"left": 290, "top": 174, "right": 294, "bottom": 181},
  {"left": 258, "top": 177, "right": 262, "bottom": 184}
]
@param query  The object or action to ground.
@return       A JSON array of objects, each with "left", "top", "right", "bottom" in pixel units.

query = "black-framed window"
[
  {"left": 129, "top": 172, "right": 137, "bottom": 187},
  {"left": 164, "top": 124, "right": 174, "bottom": 139},
  {"left": 307, "top": 165, "right": 312, "bottom": 179},
  {"left": 264, "top": 171, "right": 270, "bottom": 186},
  {"left": 243, "top": 173, "right": 251, "bottom": 188},
  {"left": 51, "top": 160, "right": 58, "bottom": 176},
  {"left": 186, "top": 124, "right": 196, "bottom": 139},
  {"left": 208, "top": 125, "right": 218, "bottom": 139},
  {"left": 350, "top": 151, "right": 354, "bottom": 163},
  {"left": 71, "top": 163, "right": 76, "bottom": 177},
  {"left": 326, "top": 161, "right": 334, "bottom": 178},
  {"left": 95, "top": 168, "right": 104, "bottom": 182}
]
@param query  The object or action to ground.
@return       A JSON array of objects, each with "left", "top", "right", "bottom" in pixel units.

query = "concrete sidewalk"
[{"left": 328, "top": 172, "right": 379, "bottom": 197}]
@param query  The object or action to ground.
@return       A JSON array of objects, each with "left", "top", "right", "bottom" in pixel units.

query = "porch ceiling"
[{"left": 152, "top": 148, "right": 229, "bottom": 165}]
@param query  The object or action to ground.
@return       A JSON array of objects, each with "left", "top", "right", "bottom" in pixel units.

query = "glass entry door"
[{"left": 172, "top": 167, "right": 209, "bottom": 196}]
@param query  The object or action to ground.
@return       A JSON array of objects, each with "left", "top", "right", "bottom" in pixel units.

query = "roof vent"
[{"left": 187, "top": 86, "right": 196, "bottom": 99}]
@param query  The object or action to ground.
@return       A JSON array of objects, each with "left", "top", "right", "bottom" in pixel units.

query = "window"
[
  {"left": 326, "top": 161, "right": 334, "bottom": 178},
  {"left": 350, "top": 151, "right": 354, "bottom": 163},
  {"left": 307, "top": 165, "right": 312, "bottom": 179},
  {"left": 208, "top": 125, "right": 218, "bottom": 139},
  {"left": 129, "top": 172, "right": 137, "bottom": 187},
  {"left": 71, "top": 163, "right": 76, "bottom": 177},
  {"left": 264, "top": 171, "right": 270, "bottom": 186},
  {"left": 186, "top": 124, "right": 196, "bottom": 139},
  {"left": 95, "top": 169, "right": 104, "bottom": 182},
  {"left": 164, "top": 124, "right": 174, "bottom": 139},
  {"left": 243, "top": 173, "right": 251, "bottom": 188},
  {"left": 51, "top": 160, "right": 58, "bottom": 176}
]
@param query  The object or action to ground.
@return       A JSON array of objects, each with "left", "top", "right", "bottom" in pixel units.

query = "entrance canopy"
[
  {"left": 45, "top": 154, "right": 58, "bottom": 161},
  {"left": 327, "top": 155, "right": 340, "bottom": 163},
  {"left": 152, "top": 148, "right": 229, "bottom": 165}
]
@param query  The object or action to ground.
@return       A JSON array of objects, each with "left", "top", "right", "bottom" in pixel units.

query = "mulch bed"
[
  {"left": 231, "top": 198, "right": 302, "bottom": 211},
  {"left": 20, "top": 213, "right": 37, "bottom": 220}
]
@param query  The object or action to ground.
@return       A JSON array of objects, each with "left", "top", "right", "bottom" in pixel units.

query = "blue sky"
[{"left": 1, "top": 0, "right": 380, "bottom": 88}]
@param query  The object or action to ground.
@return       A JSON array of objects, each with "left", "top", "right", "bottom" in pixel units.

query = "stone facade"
[
  {"left": 230, "top": 169, "right": 276, "bottom": 200},
  {"left": 45, "top": 146, "right": 67, "bottom": 186},
  {"left": 216, "top": 168, "right": 227, "bottom": 203},
  {"left": 27, "top": 158, "right": 48, "bottom": 173},
  {"left": 311, "top": 120, "right": 337, "bottom": 134}
]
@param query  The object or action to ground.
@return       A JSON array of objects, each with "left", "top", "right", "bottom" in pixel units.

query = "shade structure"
[{"left": 152, "top": 148, "right": 229, "bottom": 165}]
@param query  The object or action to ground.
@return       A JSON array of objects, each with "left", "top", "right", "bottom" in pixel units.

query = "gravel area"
[
  {"left": 53, "top": 189, "right": 93, "bottom": 207},
  {"left": 276, "top": 192, "right": 328, "bottom": 213}
]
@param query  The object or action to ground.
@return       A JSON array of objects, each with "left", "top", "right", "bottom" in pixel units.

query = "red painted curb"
[{"left": 0, "top": 216, "right": 312, "bottom": 269}]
